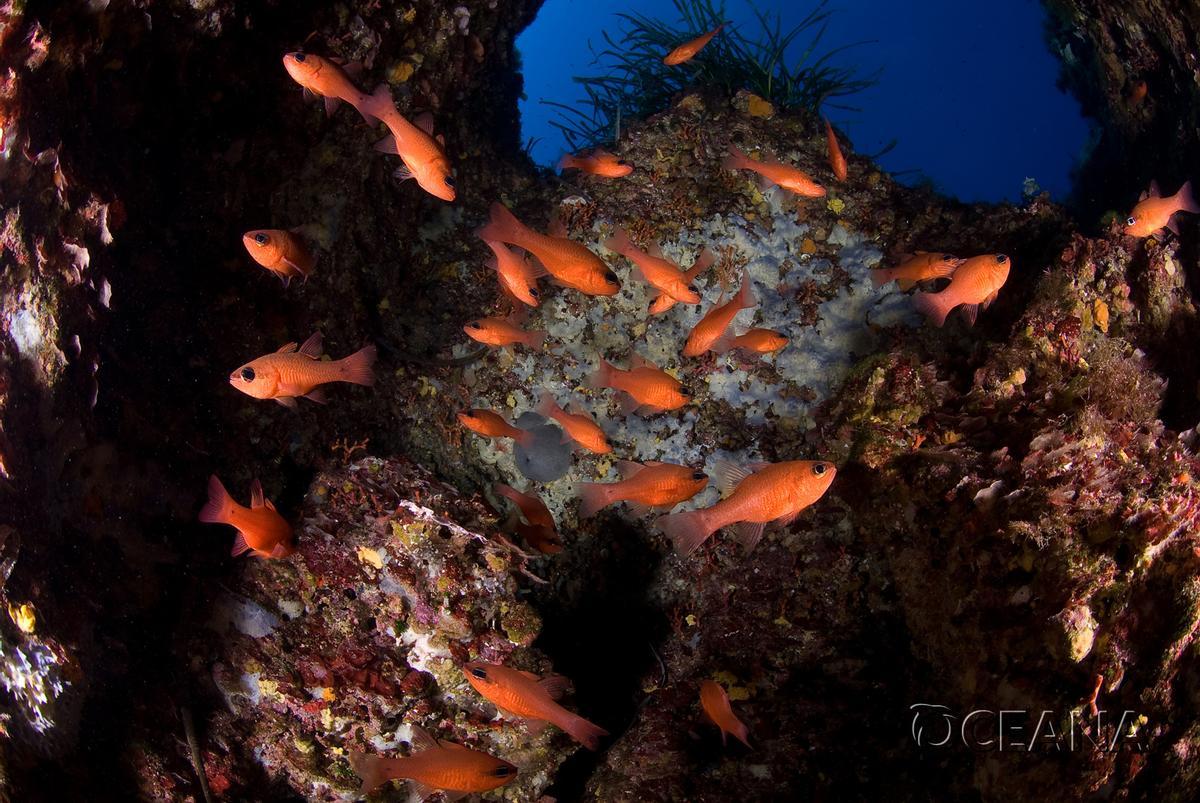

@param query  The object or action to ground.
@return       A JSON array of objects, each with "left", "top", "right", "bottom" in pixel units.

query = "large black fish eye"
[
  {"left": 1126, "top": 216, "right": 1136, "bottom": 226},
  {"left": 692, "top": 471, "right": 707, "bottom": 481},
  {"left": 293, "top": 53, "right": 307, "bottom": 63},
  {"left": 687, "top": 284, "right": 699, "bottom": 294},
  {"left": 254, "top": 233, "right": 269, "bottom": 245},
  {"left": 444, "top": 175, "right": 456, "bottom": 188},
  {"left": 528, "top": 287, "right": 540, "bottom": 298},
  {"left": 617, "top": 159, "right": 630, "bottom": 166},
  {"left": 469, "top": 667, "right": 489, "bottom": 680},
  {"left": 996, "top": 254, "right": 1008, "bottom": 264},
  {"left": 605, "top": 270, "right": 619, "bottom": 285},
  {"left": 467, "top": 321, "right": 482, "bottom": 329},
  {"left": 240, "top": 367, "right": 256, "bottom": 382},
  {"left": 812, "top": 463, "right": 828, "bottom": 476},
  {"left": 491, "top": 765, "right": 516, "bottom": 777}
]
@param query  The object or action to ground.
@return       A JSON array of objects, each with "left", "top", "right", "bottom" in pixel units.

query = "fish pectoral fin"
[
  {"left": 634, "top": 403, "right": 668, "bottom": 416},
  {"left": 614, "top": 460, "right": 645, "bottom": 478},
  {"left": 733, "top": 521, "right": 766, "bottom": 552},
  {"left": 960, "top": 303, "right": 980, "bottom": 327},
  {"left": 524, "top": 718, "right": 549, "bottom": 736},
  {"left": 538, "top": 674, "right": 570, "bottom": 700},
  {"left": 304, "top": 387, "right": 329, "bottom": 404},
  {"left": 408, "top": 781, "right": 437, "bottom": 802},
  {"left": 1167, "top": 215, "right": 1182, "bottom": 235},
  {"left": 298, "top": 331, "right": 323, "bottom": 358},
  {"left": 713, "top": 460, "right": 753, "bottom": 497},
  {"left": 626, "top": 500, "right": 652, "bottom": 518},
  {"left": 269, "top": 542, "right": 290, "bottom": 558},
  {"left": 646, "top": 240, "right": 665, "bottom": 258},
  {"left": 981, "top": 289, "right": 1000, "bottom": 310},
  {"left": 393, "top": 165, "right": 415, "bottom": 182},
  {"left": 250, "top": 479, "right": 265, "bottom": 509},
  {"left": 274, "top": 396, "right": 299, "bottom": 409},
  {"left": 628, "top": 352, "right": 656, "bottom": 370},
  {"left": 230, "top": 532, "right": 252, "bottom": 557},
  {"left": 322, "top": 96, "right": 341, "bottom": 117},
  {"left": 373, "top": 135, "right": 400, "bottom": 155},
  {"left": 616, "top": 393, "right": 641, "bottom": 416},
  {"left": 301, "top": 87, "right": 315, "bottom": 101}
]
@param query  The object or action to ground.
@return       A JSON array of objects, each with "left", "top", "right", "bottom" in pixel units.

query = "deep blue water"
[{"left": 517, "top": 0, "right": 1090, "bottom": 203}]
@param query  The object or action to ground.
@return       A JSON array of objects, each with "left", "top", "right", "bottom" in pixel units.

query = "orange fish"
[
  {"left": 495, "top": 483, "right": 563, "bottom": 554},
  {"left": 536, "top": 392, "right": 611, "bottom": 454},
  {"left": 577, "top": 460, "right": 708, "bottom": 518},
  {"left": 228, "top": 332, "right": 375, "bottom": 408},
  {"left": 824, "top": 118, "right": 848, "bottom": 182},
  {"left": 462, "top": 662, "right": 609, "bottom": 750},
  {"left": 664, "top": 22, "right": 726, "bottom": 66},
  {"left": 458, "top": 409, "right": 535, "bottom": 450},
  {"left": 912, "top": 253, "right": 1010, "bottom": 327},
  {"left": 558, "top": 148, "right": 633, "bottom": 178},
  {"left": 515, "top": 521, "right": 564, "bottom": 554},
  {"left": 281, "top": 52, "right": 375, "bottom": 122},
  {"left": 723, "top": 144, "right": 825, "bottom": 198},
  {"left": 589, "top": 354, "right": 690, "bottom": 415},
  {"left": 360, "top": 84, "right": 456, "bottom": 202},
  {"left": 869, "top": 251, "right": 962, "bottom": 291},
  {"left": 604, "top": 227, "right": 700, "bottom": 304},
  {"left": 657, "top": 459, "right": 836, "bottom": 556},
  {"left": 683, "top": 273, "right": 755, "bottom": 357},
  {"left": 349, "top": 725, "right": 517, "bottom": 797},
  {"left": 464, "top": 316, "right": 546, "bottom": 350},
  {"left": 1129, "top": 79, "right": 1148, "bottom": 106},
  {"left": 699, "top": 680, "right": 752, "bottom": 748},
  {"left": 477, "top": 203, "right": 619, "bottom": 296},
  {"left": 485, "top": 239, "right": 544, "bottom": 307},
  {"left": 1123, "top": 180, "right": 1199, "bottom": 238},
  {"left": 242, "top": 229, "right": 315, "bottom": 286},
  {"left": 650, "top": 248, "right": 716, "bottom": 314},
  {"left": 198, "top": 475, "right": 293, "bottom": 558},
  {"left": 713, "top": 328, "right": 788, "bottom": 355}
]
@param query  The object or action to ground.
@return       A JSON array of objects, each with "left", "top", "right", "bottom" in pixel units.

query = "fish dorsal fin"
[
  {"left": 1150, "top": 180, "right": 1161, "bottom": 198},
  {"left": 518, "top": 670, "right": 540, "bottom": 681},
  {"left": 276, "top": 341, "right": 299, "bottom": 354},
  {"left": 264, "top": 497, "right": 277, "bottom": 511},
  {"left": 523, "top": 254, "right": 548, "bottom": 279},
  {"left": 298, "top": 331, "right": 323, "bottom": 358},
  {"left": 436, "top": 133, "right": 445, "bottom": 147},
  {"left": 547, "top": 216, "right": 567, "bottom": 238},
  {"left": 615, "top": 460, "right": 645, "bottom": 478},
  {"left": 646, "top": 240, "right": 665, "bottom": 259},
  {"left": 441, "top": 740, "right": 471, "bottom": 751},
  {"left": 408, "top": 724, "right": 440, "bottom": 752},
  {"left": 414, "top": 112, "right": 435, "bottom": 136},
  {"left": 714, "top": 460, "right": 753, "bottom": 497},
  {"left": 250, "top": 479, "right": 265, "bottom": 509},
  {"left": 538, "top": 674, "right": 570, "bottom": 700},
  {"left": 644, "top": 460, "right": 670, "bottom": 467},
  {"left": 373, "top": 135, "right": 400, "bottom": 155},
  {"left": 628, "top": 353, "right": 656, "bottom": 370}
]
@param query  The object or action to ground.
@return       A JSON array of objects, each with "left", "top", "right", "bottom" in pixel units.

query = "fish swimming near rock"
[
  {"left": 683, "top": 273, "right": 756, "bottom": 357},
  {"left": 870, "top": 252, "right": 962, "bottom": 291},
  {"left": 824, "top": 118, "right": 847, "bottom": 182},
  {"left": 477, "top": 203, "right": 620, "bottom": 296},
  {"left": 360, "top": 84, "right": 456, "bottom": 202},
  {"left": 228, "top": 332, "right": 376, "bottom": 408},
  {"left": 650, "top": 248, "right": 716, "bottom": 314},
  {"left": 713, "top": 328, "right": 788, "bottom": 355},
  {"left": 1123, "top": 180, "right": 1199, "bottom": 238},
  {"left": 536, "top": 392, "right": 611, "bottom": 454},
  {"left": 464, "top": 316, "right": 546, "bottom": 350},
  {"left": 604, "top": 227, "right": 700, "bottom": 304},
  {"left": 558, "top": 148, "right": 633, "bottom": 178},
  {"left": 576, "top": 460, "right": 708, "bottom": 518},
  {"left": 349, "top": 725, "right": 517, "bottom": 797},
  {"left": 589, "top": 354, "right": 690, "bottom": 415},
  {"left": 485, "top": 239, "right": 545, "bottom": 307},
  {"left": 462, "top": 662, "right": 609, "bottom": 750},
  {"left": 458, "top": 409, "right": 535, "bottom": 450},
  {"left": 722, "top": 144, "right": 825, "bottom": 198},
  {"left": 495, "top": 483, "right": 563, "bottom": 554},
  {"left": 198, "top": 475, "right": 293, "bottom": 559},
  {"left": 281, "top": 52, "right": 375, "bottom": 122},
  {"left": 657, "top": 459, "right": 836, "bottom": 556},
  {"left": 699, "top": 680, "right": 752, "bottom": 748},
  {"left": 242, "top": 229, "right": 316, "bottom": 286},
  {"left": 912, "top": 253, "right": 1010, "bottom": 327},
  {"left": 664, "top": 22, "right": 726, "bottom": 66}
]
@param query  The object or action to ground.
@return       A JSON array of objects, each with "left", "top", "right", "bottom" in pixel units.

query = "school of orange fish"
[{"left": 195, "top": 25, "right": 1198, "bottom": 799}]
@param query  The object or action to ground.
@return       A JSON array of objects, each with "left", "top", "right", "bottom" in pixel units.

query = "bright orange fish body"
[
  {"left": 700, "top": 680, "right": 752, "bottom": 748},
  {"left": 537, "top": 392, "right": 611, "bottom": 454},
  {"left": 723, "top": 144, "right": 825, "bottom": 197},
  {"left": 463, "top": 662, "right": 609, "bottom": 750},
  {"left": 559, "top": 148, "right": 633, "bottom": 178},
  {"left": 495, "top": 483, "right": 563, "bottom": 554},
  {"left": 870, "top": 251, "right": 962, "bottom": 291},
  {"left": 658, "top": 459, "right": 836, "bottom": 556},
  {"left": 464, "top": 316, "right": 546, "bottom": 350},
  {"left": 485, "top": 239, "right": 543, "bottom": 307},
  {"left": 824, "top": 118, "right": 848, "bottom": 182},
  {"left": 1123, "top": 180, "right": 1199, "bottom": 238},
  {"left": 684, "top": 273, "right": 755, "bottom": 356},
  {"left": 458, "top": 409, "right": 534, "bottom": 449},
  {"left": 650, "top": 248, "right": 715, "bottom": 314},
  {"left": 477, "top": 203, "right": 619, "bottom": 296},
  {"left": 228, "top": 332, "right": 375, "bottom": 408},
  {"left": 349, "top": 726, "right": 517, "bottom": 796},
  {"left": 664, "top": 22, "right": 726, "bottom": 65},
  {"left": 604, "top": 227, "right": 700, "bottom": 304},
  {"left": 577, "top": 460, "right": 708, "bottom": 518},
  {"left": 360, "top": 84, "right": 456, "bottom": 202},
  {"left": 589, "top": 354, "right": 689, "bottom": 415},
  {"left": 912, "top": 253, "right": 1010, "bottom": 327},
  {"left": 281, "top": 52, "right": 374, "bottom": 122},
  {"left": 198, "top": 475, "right": 293, "bottom": 558},
  {"left": 242, "top": 229, "right": 315, "bottom": 286},
  {"left": 715, "top": 328, "right": 788, "bottom": 355}
]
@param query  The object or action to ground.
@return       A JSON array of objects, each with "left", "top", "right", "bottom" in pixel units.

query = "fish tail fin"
[
  {"left": 1176, "top": 180, "right": 1200, "bottom": 214},
  {"left": 557, "top": 154, "right": 576, "bottom": 171},
  {"left": 359, "top": 83, "right": 394, "bottom": 121},
  {"left": 524, "top": 329, "right": 547, "bottom": 350},
  {"left": 475, "top": 202, "right": 530, "bottom": 247},
  {"left": 198, "top": 474, "right": 233, "bottom": 524},
  {"left": 514, "top": 427, "right": 536, "bottom": 450},
  {"left": 348, "top": 751, "right": 390, "bottom": 795},
  {"left": 722, "top": 144, "right": 749, "bottom": 172},
  {"left": 576, "top": 483, "right": 613, "bottom": 518},
  {"left": 657, "top": 509, "right": 716, "bottom": 557},
  {"left": 349, "top": 95, "right": 379, "bottom": 126},
  {"left": 732, "top": 721, "right": 752, "bottom": 749},
  {"left": 338, "top": 344, "right": 377, "bottom": 386},
  {"left": 536, "top": 391, "right": 562, "bottom": 419},
  {"left": 711, "top": 332, "right": 736, "bottom": 354},
  {"left": 912, "top": 292, "right": 951, "bottom": 328},
  {"left": 561, "top": 714, "right": 609, "bottom": 751},
  {"left": 734, "top": 272, "right": 755, "bottom": 309},
  {"left": 602, "top": 226, "right": 632, "bottom": 256},
  {"left": 869, "top": 269, "right": 892, "bottom": 288},
  {"left": 587, "top": 358, "right": 615, "bottom": 390}
]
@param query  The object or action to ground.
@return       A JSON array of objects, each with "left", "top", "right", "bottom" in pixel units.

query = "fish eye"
[
  {"left": 467, "top": 321, "right": 482, "bottom": 329},
  {"left": 445, "top": 176, "right": 456, "bottom": 188},
  {"left": 687, "top": 284, "right": 699, "bottom": 294},
  {"left": 617, "top": 159, "right": 630, "bottom": 166},
  {"left": 996, "top": 254, "right": 1008, "bottom": 264},
  {"left": 254, "top": 233, "right": 269, "bottom": 245},
  {"left": 491, "top": 765, "right": 516, "bottom": 777},
  {"left": 605, "top": 271, "right": 619, "bottom": 285},
  {"left": 691, "top": 471, "right": 707, "bottom": 481},
  {"left": 528, "top": 287, "right": 540, "bottom": 298},
  {"left": 469, "top": 667, "right": 489, "bottom": 680},
  {"left": 240, "top": 367, "right": 256, "bottom": 382},
  {"left": 812, "top": 462, "right": 828, "bottom": 476},
  {"left": 293, "top": 53, "right": 306, "bottom": 63},
  {"left": 1126, "top": 216, "right": 1136, "bottom": 226}
]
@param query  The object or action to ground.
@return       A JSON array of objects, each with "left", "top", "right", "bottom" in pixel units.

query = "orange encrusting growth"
[
  {"left": 227, "top": 332, "right": 375, "bottom": 408},
  {"left": 463, "top": 662, "right": 609, "bottom": 750},
  {"left": 198, "top": 475, "right": 293, "bottom": 558},
  {"left": 242, "top": 229, "right": 316, "bottom": 286},
  {"left": 537, "top": 392, "right": 612, "bottom": 454},
  {"left": 589, "top": 354, "right": 690, "bottom": 415},
  {"left": 577, "top": 460, "right": 708, "bottom": 518},
  {"left": 700, "top": 680, "right": 752, "bottom": 748},
  {"left": 912, "top": 253, "right": 1011, "bottom": 327},
  {"left": 348, "top": 726, "right": 517, "bottom": 796}
]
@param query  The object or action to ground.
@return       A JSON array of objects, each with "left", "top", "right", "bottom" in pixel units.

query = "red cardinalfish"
[
  {"left": 462, "top": 662, "right": 609, "bottom": 750},
  {"left": 495, "top": 483, "right": 563, "bottom": 554},
  {"left": 683, "top": 273, "right": 755, "bottom": 357},
  {"left": 477, "top": 203, "right": 620, "bottom": 296},
  {"left": 559, "top": 148, "right": 633, "bottom": 178},
  {"left": 723, "top": 144, "right": 826, "bottom": 198},
  {"left": 242, "top": 229, "right": 315, "bottom": 286},
  {"left": 536, "top": 392, "right": 611, "bottom": 454},
  {"left": 912, "top": 253, "right": 1011, "bottom": 327},
  {"left": 360, "top": 84, "right": 456, "bottom": 202},
  {"left": 664, "top": 22, "right": 726, "bottom": 66},
  {"left": 657, "top": 459, "right": 836, "bottom": 556},
  {"left": 824, "top": 118, "right": 848, "bottom": 182},
  {"left": 869, "top": 252, "right": 962, "bottom": 291},
  {"left": 464, "top": 316, "right": 546, "bottom": 351},
  {"left": 589, "top": 354, "right": 690, "bottom": 415},
  {"left": 458, "top": 409, "right": 535, "bottom": 450},
  {"left": 1123, "top": 180, "right": 1199, "bottom": 238},
  {"left": 714, "top": 328, "right": 788, "bottom": 355},
  {"left": 577, "top": 460, "right": 708, "bottom": 518},
  {"left": 198, "top": 475, "right": 293, "bottom": 559},
  {"left": 228, "top": 332, "right": 375, "bottom": 408},
  {"left": 604, "top": 227, "right": 700, "bottom": 304},
  {"left": 485, "top": 239, "right": 545, "bottom": 307},
  {"left": 699, "top": 680, "right": 752, "bottom": 748},
  {"left": 349, "top": 725, "right": 517, "bottom": 797},
  {"left": 650, "top": 247, "right": 716, "bottom": 314},
  {"left": 281, "top": 52, "right": 375, "bottom": 123}
]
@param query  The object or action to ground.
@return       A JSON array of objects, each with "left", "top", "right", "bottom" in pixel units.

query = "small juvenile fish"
[
  {"left": 1123, "top": 180, "right": 1199, "bottom": 238},
  {"left": 683, "top": 273, "right": 755, "bottom": 357},
  {"left": 824, "top": 118, "right": 847, "bottom": 182},
  {"left": 463, "top": 662, "right": 609, "bottom": 750},
  {"left": 458, "top": 409, "right": 535, "bottom": 449},
  {"left": 664, "top": 22, "right": 726, "bottom": 66},
  {"left": 1128, "top": 79, "right": 1148, "bottom": 106},
  {"left": 604, "top": 227, "right": 700, "bottom": 304},
  {"left": 657, "top": 459, "right": 836, "bottom": 556},
  {"left": 870, "top": 252, "right": 962, "bottom": 291},
  {"left": 589, "top": 354, "right": 690, "bottom": 415},
  {"left": 713, "top": 328, "right": 788, "bottom": 355},
  {"left": 558, "top": 148, "right": 633, "bottom": 178},
  {"left": 229, "top": 332, "right": 375, "bottom": 408},
  {"left": 700, "top": 680, "right": 752, "bottom": 748},
  {"left": 577, "top": 460, "right": 708, "bottom": 518},
  {"left": 464, "top": 316, "right": 546, "bottom": 350},
  {"left": 478, "top": 203, "right": 620, "bottom": 296},
  {"left": 495, "top": 483, "right": 563, "bottom": 554},
  {"left": 281, "top": 52, "right": 375, "bottom": 122},
  {"left": 198, "top": 475, "right": 293, "bottom": 558},
  {"left": 536, "top": 392, "right": 611, "bottom": 454},
  {"left": 242, "top": 229, "right": 315, "bottom": 286},
  {"left": 912, "top": 253, "right": 1011, "bottom": 327},
  {"left": 349, "top": 725, "right": 517, "bottom": 797},
  {"left": 723, "top": 144, "right": 825, "bottom": 198},
  {"left": 360, "top": 84, "right": 456, "bottom": 202},
  {"left": 485, "top": 239, "right": 544, "bottom": 307},
  {"left": 515, "top": 522, "right": 564, "bottom": 555},
  {"left": 650, "top": 248, "right": 716, "bottom": 314}
]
